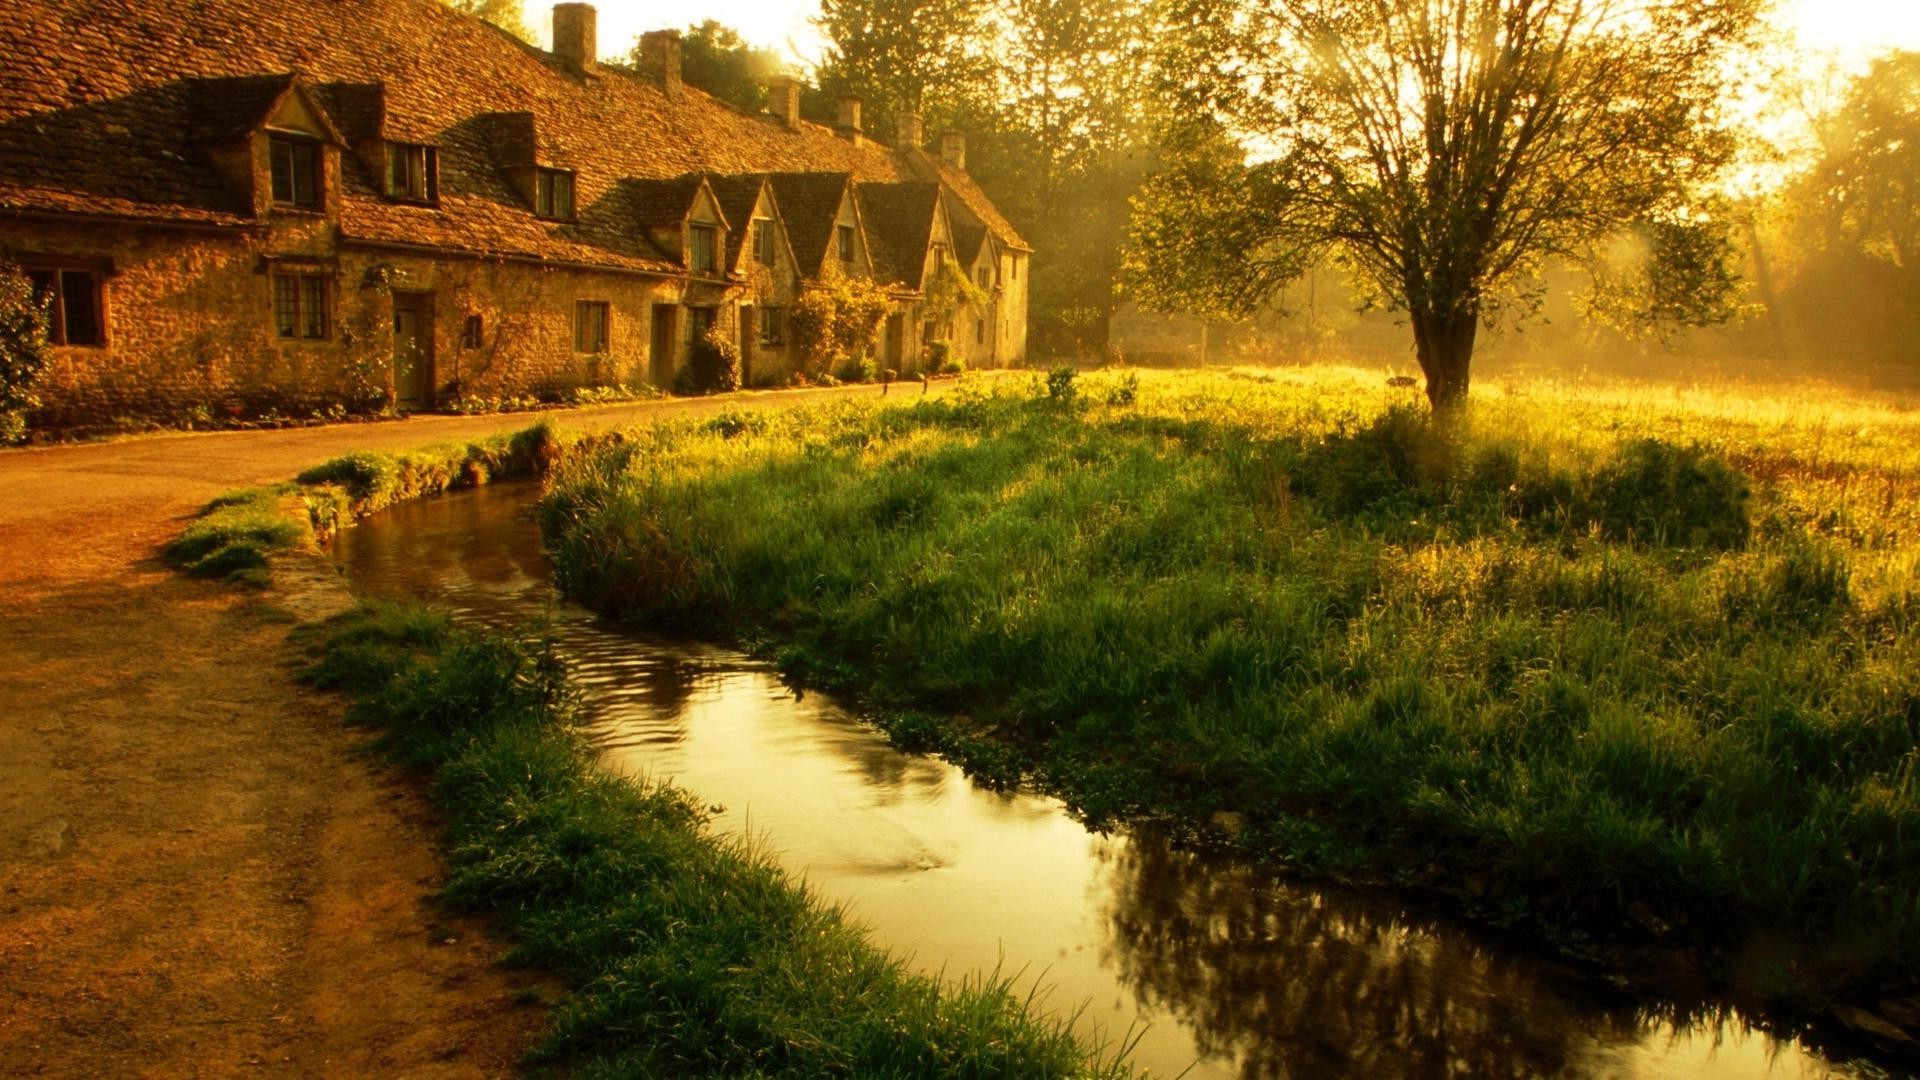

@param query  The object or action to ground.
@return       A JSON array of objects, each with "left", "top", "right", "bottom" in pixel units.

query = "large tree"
[
  {"left": 443, "top": 0, "right": 530, "bottom": 42},
  {"left": 1126, "top": 0, "right": 1760, "bottom": 406},
  {"left": 811, "top": 0, "right": 995, "bottom": 138},
  {"left": 666, "top": 21, "right": 786, "bottom": 113}
]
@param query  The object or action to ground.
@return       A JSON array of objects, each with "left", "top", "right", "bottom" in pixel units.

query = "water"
[{"left": 332, "top": 482, "right": 1862, "bottom": 1079}]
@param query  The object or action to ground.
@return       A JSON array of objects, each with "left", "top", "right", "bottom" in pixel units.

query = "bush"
[
  {"left": 1045, "top": 365, "right": 1078, "bottom": 403},
  {"left": 1584, "top": 439, "right": 1750, "bottom": 550},
  {"left": 835, "top": 353, "right": 878, "bottom": 383},
  {"left": 0, "top": 263, "right": 50, "bottom": 444},
  {"left": 676, "top": 324, "right": 740, "bottom": 395}
]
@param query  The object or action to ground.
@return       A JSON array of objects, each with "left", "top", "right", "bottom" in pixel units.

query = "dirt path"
[{"left": 0, "top": 380, "right": 988, "bottom": 1077}]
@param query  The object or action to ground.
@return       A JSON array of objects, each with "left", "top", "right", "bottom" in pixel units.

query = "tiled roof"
[
  {"left": 855, "top": 182, "right": 940, "bottom": 289},
  {"left": 0, "top": 0, "right": 1026, "bottom": 274},
  {"left": 767, "top": 172, "right": 853, "bottom": 276},
  {"left": 705, "top": 173, "right": 765, "bottom": 270}
]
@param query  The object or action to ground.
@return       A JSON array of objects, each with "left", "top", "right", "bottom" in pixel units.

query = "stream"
[{"left": 330, "top": 481, "right": 1864, "bottom": 1079}]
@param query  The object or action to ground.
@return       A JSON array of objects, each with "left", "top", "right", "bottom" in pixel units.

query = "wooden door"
[
  {"left": 650, "top": 304, "right": 677, "bottom": 388},
  {"left": 392, "top": 292, "right": 434, "bottom": 411},
  {"left": 738, "top": 306, "right": 754, "bottom": 388}
]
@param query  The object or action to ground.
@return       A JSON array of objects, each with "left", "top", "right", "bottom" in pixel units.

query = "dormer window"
[
  {"left": 836, "top": 224, "right": 854, "bottom": 262},
  {"left": 752, "top": 219, "right": 775, "bottom": 265},
  {"left": 269, "top": 135, "right": 322, "bottom": 209},
  {"left": 689, "top": 224, "right": 718, "bottom": 273},
  {"left": 976, "top": 267, "right": 990, "bottom": 289},
  {"left": 535, "top": 168, "right": 575, "bottom": 220},
  {"left": 385, "top": 143, "right": 438, "bottom": 203}
]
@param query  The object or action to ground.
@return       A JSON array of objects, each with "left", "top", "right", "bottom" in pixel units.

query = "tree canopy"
[
  {"left": 665, "top": 21, "right": 786, "bottom": 113},
  {"left": 1126, "top": 0, "right": 1762, "bottom": 406},
  {"left": 442, "top": 0, "right": 530, "bottom": 42}
]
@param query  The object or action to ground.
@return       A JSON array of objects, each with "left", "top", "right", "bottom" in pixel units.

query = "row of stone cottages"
[{"left": 0, "top": 0, "right": 1030, "bottom": 428}]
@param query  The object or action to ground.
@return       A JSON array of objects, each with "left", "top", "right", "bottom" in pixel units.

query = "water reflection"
[{"left": 333, "top": 483, "right": 1859, "bottom": 1079}]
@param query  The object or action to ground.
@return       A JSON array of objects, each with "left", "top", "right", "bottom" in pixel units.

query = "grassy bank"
[
  {"left": 539, "top": 367, "right": 1920, "bottom": 1001},
  {"left": 302, "top": 601, "right": 1127, "bottom": 1077}
]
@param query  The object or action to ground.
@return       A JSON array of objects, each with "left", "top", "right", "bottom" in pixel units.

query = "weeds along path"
[{"left": 0, "top": 378, "right": 991, "bottom": 1077}]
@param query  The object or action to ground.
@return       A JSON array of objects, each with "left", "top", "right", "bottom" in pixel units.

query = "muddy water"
[{"left": 332, "top": 483, "right": 1861, "bottom": 1079}]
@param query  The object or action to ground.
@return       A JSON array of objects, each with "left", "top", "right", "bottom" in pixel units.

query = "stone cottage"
[{"left": 0, "top": 0, "right": 1031, "bottom": 427}]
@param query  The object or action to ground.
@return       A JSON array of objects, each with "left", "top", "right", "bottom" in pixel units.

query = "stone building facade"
[{"left": 0, "top": 0, "right": 1030, "bottom": 428}]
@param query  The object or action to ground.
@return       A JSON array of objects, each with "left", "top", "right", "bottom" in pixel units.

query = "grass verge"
[
  {"left": 538, "top": 368, "right": 1920, "bottom": 1007},
  {"left": 300, "top": 601, "right": 1129, "bottom": 1078}
]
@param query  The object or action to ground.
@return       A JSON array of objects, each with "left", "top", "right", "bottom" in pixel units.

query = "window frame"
[
  {"left": 686, "top": 305, "right": 717, "bottom": 345},
  {"left": 23, "top": 264, "right": 107, "bottom": 347},
  {"left": 461, "top": 313, "right": 484, "bottom": 349},
  {"left": 836, "top": 224, "right": 855, "bottom": 262},
  {"left": 535, "top": 168, "right": 576, "bottom": 221},
  {"left": 758, "top": 305, "right": 784, "bottom": 347},
  {"left": 574, "top": 300, "right": 610, "bottom": 354},
  {"left": 751, "top": 218, "right": 776, "bottom": 265},
  {"left": 268, "top": 134, "right": 323, "bottom": 210},
  {"left": 270, "top": 270, "right": 332, "bottom": 341},
  {"left": 384, "top": 142, "right": 439, "bottom": 204},
  {"left": 688, "top": 223, "right": 719, "bottom": 274}
]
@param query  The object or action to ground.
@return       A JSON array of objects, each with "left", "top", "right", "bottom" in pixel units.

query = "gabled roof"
[
  {"left": 855, "top": 181, "right": 941, "bottom": 290},
  {"left": 0, "top": 0, "right": 1028, "bottom": 271},
  {"left": 767, "top": 172, "right": 856, "bottom": 276},
  {"left": 624, "top": 175, "right": 716, "bottom": 232},
  {"left": 705, "top": 173, "right": 768, "bottom": 271}
]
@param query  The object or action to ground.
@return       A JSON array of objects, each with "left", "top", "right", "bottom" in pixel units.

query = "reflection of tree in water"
[{"left": 1097, "top": 837, "right": 1657, "bottom": 1079}]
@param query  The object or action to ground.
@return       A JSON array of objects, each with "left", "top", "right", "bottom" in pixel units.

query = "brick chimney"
[
  {"left": 836, "top": 95, "right": 863, "bottom": 146},
  {"left": 767, "top": 76, "right": 801, "bottom": 128},
  {"left": 552, "top": 4, "right": 597, "bottom": 74},
  {"left": 639, "top": 29, "right": 683, "bottom": 97},
  {"left": 940, "top": 130, "right": 967, "bottom": 171},
  {"left": 896, "top": 111, "right": 923, "bottom": 150}
]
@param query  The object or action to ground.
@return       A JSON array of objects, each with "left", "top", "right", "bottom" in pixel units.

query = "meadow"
[{"left": 538, "top": 366, "right": 1920, "bottom": 1001}]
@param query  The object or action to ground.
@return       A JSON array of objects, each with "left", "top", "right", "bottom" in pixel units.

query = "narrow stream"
[{"left": 332, "top": 482, "right": 1862, "bottom": 1079}]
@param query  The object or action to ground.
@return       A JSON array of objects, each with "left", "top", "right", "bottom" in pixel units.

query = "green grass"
[
  {"left": 539, "top": 366, "right": 1920, "bottom": 1000},
  {"left": 301, "top": 602, "right": 1128, "bottom": 1078}
]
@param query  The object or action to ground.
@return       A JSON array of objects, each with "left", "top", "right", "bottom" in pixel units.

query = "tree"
[
  {"left": 0, "top": 264, "right": 50, "bottom": 444},
  {"left": 811, "top": 0, "right": 996, "bottom": 139},
  {"left": 668, "top": 21, "right": 785, "bottom": 112},
  {"left": 1126, "top": 0, "right": 1760, "bottom": 407},
  {"left": 442, "top": 0, "right": 531, "bottom": 42}
]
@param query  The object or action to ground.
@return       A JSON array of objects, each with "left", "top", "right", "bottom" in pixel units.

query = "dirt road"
[{"left": 0, "top": 380, "right": 984, "bottom": 1077}]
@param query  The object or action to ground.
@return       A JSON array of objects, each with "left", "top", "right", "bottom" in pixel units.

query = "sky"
[{"left": 536, "top": 0, "right": 1920, "bottom": 72}]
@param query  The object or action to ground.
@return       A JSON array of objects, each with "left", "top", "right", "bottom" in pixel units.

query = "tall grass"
[
  {"left": 540, "top": 369, "right": 1920, "bottom": 997},
  {"left": 304, "top": 602, "right": 1126, "bottom": 1078}
]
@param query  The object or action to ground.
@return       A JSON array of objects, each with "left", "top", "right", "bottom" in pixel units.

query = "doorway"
[
  {"left": 392, "top": 291, "right": 434, "bottom": 411},
  {"left": 738, "top": 306, "right": 754, "bottom": 388},
  {"left": 650, "top": 304, "right": 677, "bottom": 388}
]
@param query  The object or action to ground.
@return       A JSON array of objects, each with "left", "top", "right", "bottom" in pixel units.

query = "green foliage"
[
  {"left": 1044, "top": 364, "right": 1077, "bottom": 403},
  {"left": 304, "top": 603, "right": 1127, "bottom": 1076},
  {"left": 789, "top": 266, "right": 891, "bottom": 377},
  {"left": 675, "top": 323, "right": 741, "bottom": 396},
  {"left": 666, "top": 20, "right": 782, "bottom": 112},
  {"left": 541, "top": 369, "right": 1920, "bottom": 984},
  {"left": 439, "top": 0, "right": 529, "bottom": 41},
  {"left": 164, "top": 488, "right": 310, "bottom": 581},
  {"left": 0, "top": 263, "right": 50, "bottom": 444}
]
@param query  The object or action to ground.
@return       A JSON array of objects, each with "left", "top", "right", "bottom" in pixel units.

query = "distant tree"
[
  {"left": 811, "top": 0, "right": 996, "bottom": 139},
  {"left": 667, "top": 20, "right": 785, "bottom": 112},
  {"left": 442, "top": 0, "right": 531, "bottom": 42},
  {"left": 1126, "top": 0, "right": 1760, "bottom": 407}
]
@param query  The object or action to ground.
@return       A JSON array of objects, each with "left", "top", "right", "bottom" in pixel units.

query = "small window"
[
  {"left": 269, "top": 136, "right": 322, "bottom": 209},
  {"left": 686, "top": 306, "right": 717, "bottom": 342},
  {"left": 758, "top": 305, "right": 784, "bottom": 346},
  {"left": 574, "top": 300, "right": 609, "bottom": 353},
  {"left": 837, "top": 224, "right": 855, "bottom": 262},
  {"left": 536, "top": 168, "right": 575, "bottom": 220},
  {"left": 271, "top": 271, "right": 331, "bottom": 340},
  {"left": 25, "top": 267, "right": 105, "bottom": 347},
  {"left": 976, "top": 267, "right": 990, "bottom": 289},
  {"left": 975, "top": 318, "right": 985, "bottom": 344},
  {"left": 752, "top": 219, "right": 776, "bottom": 265},
  {"left": 462, "top": 313, "right": 484, "bottom": 349},
  {"left": 1012, "top": 257, "right": 1019, "bottom": 281},
  {"left": 385, "top": 143, "right": 438, "bottom": 203},
  {"left": 689, "top": 224, "right": 718, "bottom": 273}
]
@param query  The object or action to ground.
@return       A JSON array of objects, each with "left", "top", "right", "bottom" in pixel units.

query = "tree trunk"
[{"left": 1412, "top": 307, "right": 1478, "bottom": 409}]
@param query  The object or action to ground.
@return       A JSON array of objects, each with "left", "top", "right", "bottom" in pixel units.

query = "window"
[
  {"left": 976, "top": 267, "right": 990, "bottom": 289},
  {"left": 836, "top": 224, "right": 855, "bottom": 262},
  {"left": 462, "top": 313, "right": 484, "bottom": 349},
  {"left": 574, "top": 301, "right": 609, "bottom": 353},
  {"left": 25, "top": 267, "right": 104, "bottom": 346},
  {"left": 536, "top": 168, "right": 575, "bottom": 220},
  {"left": 930, "top": 242, "right": 948, "bottom": 267},
  {"left": 689, "top": 224, "right": 718, "bottom": 273},
  {"left": 758, "top": 305, "right": 784, "bottom": 346},
  {"left": 269, "top": 136, "right": 322, "bottom": 209},
  {"left": 752, "top": 219, "right": 776, "bottom": 265},
  {"left": 385, "top": 143, "right": 438, "bottom": 202},
  {"left": 975, "top": 318, "right": 985, "bottom": 344},
  {"left": 1012, "top": 257, "right": 1019, "bottom": 281},
  {"left": 687, "top": 305, "right": 717, "bottom": 342},
  {"left": 271, "top": 271, "right": 330, "bottom": 340}
]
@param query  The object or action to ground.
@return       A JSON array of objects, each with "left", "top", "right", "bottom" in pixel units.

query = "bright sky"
[{"left": 533, "top": 0, "right": 1920, "bottom": 73}]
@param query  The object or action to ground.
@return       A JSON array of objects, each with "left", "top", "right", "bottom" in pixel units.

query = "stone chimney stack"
[
  {"left": 552, "top": 4, "right": 597, "bottom": 74},
  {"left": 940, "top": 130, "right": 967, "bottom": 171},
  {"left": 639, "top": 29, "right": 683, "bottom": 97},
  {"left": 767, "top": 76, "right": 801, "bottom": 128},
  {"left": 896, "top": 111, "right": 924, "bottom": 150},
  {"left": 836, "top": 95, "right": 864, "bottom": 145}
]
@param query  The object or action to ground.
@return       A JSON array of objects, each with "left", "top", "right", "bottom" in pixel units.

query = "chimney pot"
[
  {"left": 640, "top": 29, "right": 683, "bottom": 96},
  {"left": 940, "top": 130, "right": 967, "bottom": 172},
  {"left": 552, "top": 4, "right": 597, "bottom": 74},
  {"left": 767, "top": 76, "right": 801, "bottom": 128},
  {"left": 897, "top": 111, "right": 923, "bottom": 149}
]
